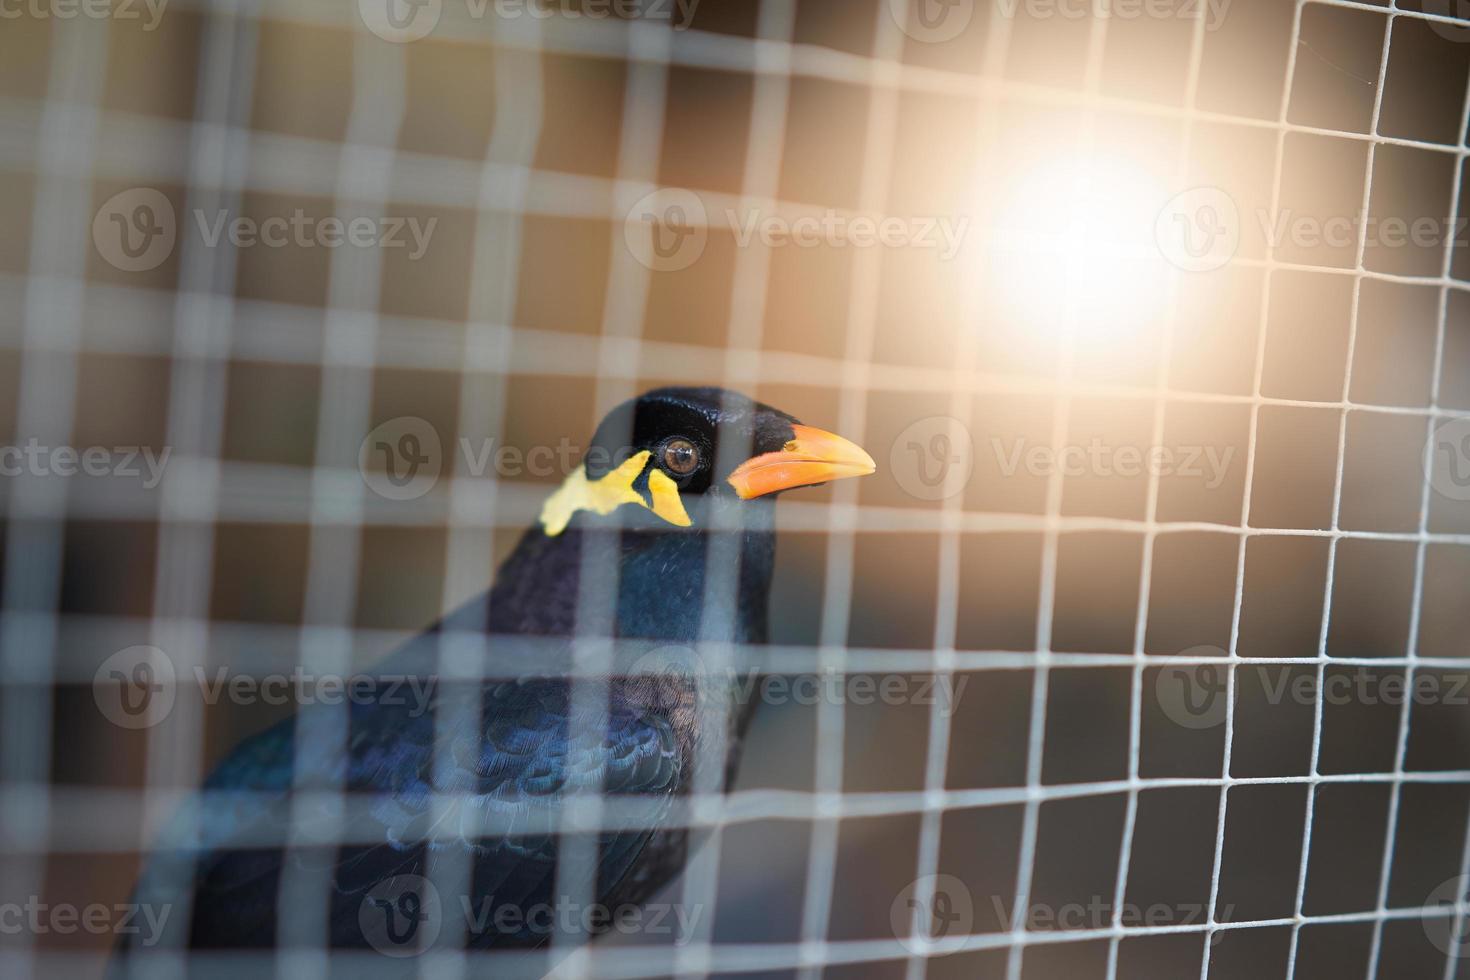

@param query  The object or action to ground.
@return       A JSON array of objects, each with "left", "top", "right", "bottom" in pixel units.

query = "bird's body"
[{"left": 114, "top": 388, "right": 873, "bottom": 971}]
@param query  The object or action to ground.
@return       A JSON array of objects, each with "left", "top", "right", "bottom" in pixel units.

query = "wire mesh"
[{"left": 2, "top": 0, "right": 1470, "bottom": 978}]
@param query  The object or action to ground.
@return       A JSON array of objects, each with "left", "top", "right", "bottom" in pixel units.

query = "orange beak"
[{"left": 726, "top": 424, "right": 876, "bottom": 500}]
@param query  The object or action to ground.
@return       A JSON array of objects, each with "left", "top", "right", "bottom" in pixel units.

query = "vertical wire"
[
  {"left": 1283, "top": 8, "right": 1395, "bottom": 978},
  {"left": 674, "top": 2, "right": 800, "bottom": 978},
  {"left": 548, "top": 14, "right": 673, "bottom": 980},
  {"left": 135, "top": 4, "right": 261, "bottom": 978},
  {"left": 902, "top": 6, "right": 1015, "bottom": 980},
  {"left": 1003, "top": 10, "right": 1113, "bottom": 980},
  {"left": 1200, "top": 1, "right": 1308, "bottom": 973},
  {"left": 272, "top": 24, "right": 406, "bottom": 977},
  {"left": 1365, "top": 26, "right": 1470, "bottom": 980},
  {"left": 423, "top": 14, "right": 546, "bottom": 979},
  {"left": 793, "top": 3, "right": 906, "bottom": 976},
  {"left": 1105, "top": 6, "right": 1212, "bottom": 979},
  {"left": 0, "top": 10, "right": 107, "bottom": 980}
]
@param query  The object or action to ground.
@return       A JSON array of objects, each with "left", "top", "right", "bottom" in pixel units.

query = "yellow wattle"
[
  {"left": 647, "top": 468, "right": 692, "bottom": 527},
  {"left": 538, "top": 451, "right": 691, "bottom": 536}
]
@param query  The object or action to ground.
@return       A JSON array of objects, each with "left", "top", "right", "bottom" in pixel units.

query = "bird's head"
[{"left": 539, "top": 387, "right": 876, "bottom": 536}]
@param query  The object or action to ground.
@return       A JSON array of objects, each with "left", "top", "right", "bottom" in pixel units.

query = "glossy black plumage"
[{"left": 114, "top": 388, "right": 810, "bottom": 973}]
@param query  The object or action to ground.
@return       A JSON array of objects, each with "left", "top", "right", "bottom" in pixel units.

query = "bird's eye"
[{"left": 661, "top": 438, "right": 700, "bottom": 476}]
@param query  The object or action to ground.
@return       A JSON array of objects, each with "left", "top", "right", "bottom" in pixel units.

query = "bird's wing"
[{"left": 127, "top": 668, "right": 683, "bottom": 954}]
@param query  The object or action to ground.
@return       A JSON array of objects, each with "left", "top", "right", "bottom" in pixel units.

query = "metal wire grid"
[{"left": 1, "top": 0, "right": 1469, "bottom": 977}]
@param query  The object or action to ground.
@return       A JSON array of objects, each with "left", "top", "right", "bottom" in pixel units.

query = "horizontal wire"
[
  {"left": 7, "top": 768, "right": 1470, "bottom": 852},
  {"left": 2, "top": 271, "right": 1467, "bottom": 421},
  {"left": 20, "top": 0, "right": 1467, "bottom": 163},
  {"left": 12, "top": 609, "right": 1470, "bottom": 680},
  {"left": 9, "top": 894, "right": 1470, "bottom": 980}
]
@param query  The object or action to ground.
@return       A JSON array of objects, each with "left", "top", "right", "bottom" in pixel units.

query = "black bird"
[{"left": 115, "top": 387, "right": 874, "bottom": 973}]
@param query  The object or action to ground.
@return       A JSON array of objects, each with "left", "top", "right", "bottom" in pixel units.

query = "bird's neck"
[{"left": 486, "top": 519, "right": 777, "bottom": 646}]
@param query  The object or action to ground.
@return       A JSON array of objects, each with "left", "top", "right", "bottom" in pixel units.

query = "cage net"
[{"left": 2, "top": 0, "right": 1470, "bottom": 977}]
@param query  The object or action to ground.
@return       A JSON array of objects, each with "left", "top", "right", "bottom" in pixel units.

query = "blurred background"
[{"left": 3, "top": 0, "right": 1470, "bottom": 977}]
